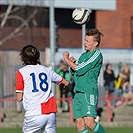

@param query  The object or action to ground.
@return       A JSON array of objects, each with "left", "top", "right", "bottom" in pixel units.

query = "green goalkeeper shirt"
[{"left": 70, "top": 48, "right": 103, "bottom": 96}]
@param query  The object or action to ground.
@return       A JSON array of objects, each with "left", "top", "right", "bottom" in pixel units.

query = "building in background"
[
  {"left": 0, "top": 0, "right": 133, "bottom": 50},
  {"left": 0, "top": 0, "right": 133, "bottom": 94}
]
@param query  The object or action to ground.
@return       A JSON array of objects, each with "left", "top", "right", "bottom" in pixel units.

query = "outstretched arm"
[
  {"left": 61, "top": 78, "right": 72, "bottom": 94},
  {"left": 57, "top": 77, "right": 72, "bottom": 95},
  {"left": 62, "top": 51, "right": 76, "bottom": 71}
]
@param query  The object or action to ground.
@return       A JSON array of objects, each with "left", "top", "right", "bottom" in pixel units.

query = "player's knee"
[
  {"left": 75, "top": 118, "right": 85, "bottom": 131},
  {"left": 84, "top": 117, "right": 95, "bottom": 130}
]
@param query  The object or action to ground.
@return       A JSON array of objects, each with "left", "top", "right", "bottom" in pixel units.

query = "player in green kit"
[{"left": 62, "top": 28, "right": 106, "bottom": 133}]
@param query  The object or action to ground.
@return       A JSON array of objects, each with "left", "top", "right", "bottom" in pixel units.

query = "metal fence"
[{"left": 0, "top": 65, "right": 22, "bottom": 108}]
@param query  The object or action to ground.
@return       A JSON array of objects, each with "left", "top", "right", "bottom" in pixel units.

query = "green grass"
[
  {"left": 57, "top": 128, "right": 133, "bottom": 133},
  {"left": 0, "top": 127, "right": 132, "bottom": 133}
]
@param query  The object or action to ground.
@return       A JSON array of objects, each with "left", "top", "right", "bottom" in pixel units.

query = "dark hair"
[
  {"left": 86, "top": 28, "right": 103, "bottom": 46},
  {"left": 20, "top": 45, "right": 40, "bottom": 65},
  {"left": 106, "top": 63, "right": 111, "bottom": 70}
]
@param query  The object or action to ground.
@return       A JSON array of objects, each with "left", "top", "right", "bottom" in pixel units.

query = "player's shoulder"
[
  {"left": 18, "top": 65, "right": 26, "bottom": 72},
  {"left": 38, "top": 65, "right": 54, "bottom": 74},
  {"left": 19, "top": 64, "right": 47, "bottom": 71},
  {"left": 86, "top": 48, "right": 102, "bottom": 58},
  {"left": 40, "top": 64, "right": 51, "bottom": 70},
  {"left": 19, "top": 65, "right": 53, "bottom": 75},
  {"left": 95, "top": 48, "right": 103, "bottom": 57}
]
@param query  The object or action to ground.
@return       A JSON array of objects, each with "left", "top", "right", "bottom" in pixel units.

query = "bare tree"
[{"left": 0, "top": 2, "right": 38, "bottom": 46}]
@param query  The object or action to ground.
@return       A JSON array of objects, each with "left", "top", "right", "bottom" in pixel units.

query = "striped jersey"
[
  {"left": 16, "top": 64, "right": 63, "bottom": 116},
  {"left": 71, "top": 48, "right": 103, "bottom": 96}
]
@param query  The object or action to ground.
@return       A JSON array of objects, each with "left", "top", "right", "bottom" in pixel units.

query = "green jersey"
[{"left": 70, "top": 48, "right": 103, "bottom": 96}]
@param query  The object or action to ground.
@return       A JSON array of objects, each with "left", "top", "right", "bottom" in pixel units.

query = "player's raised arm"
[{"left": 62, "top": 51, "right": 76, "bottom": 71}]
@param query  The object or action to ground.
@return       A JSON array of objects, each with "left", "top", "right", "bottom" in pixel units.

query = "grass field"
[{"left": 0, "top": 127, "right": 132, "bottom": 133}]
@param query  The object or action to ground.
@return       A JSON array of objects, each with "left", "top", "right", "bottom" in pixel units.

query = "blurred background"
[{"left": 0, "top": 0, "right": 133, "bottom": 130}]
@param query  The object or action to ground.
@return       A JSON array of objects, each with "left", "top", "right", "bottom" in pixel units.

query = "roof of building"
[{"left": 1, "top": 0, "right": 116, "bottom": 10}]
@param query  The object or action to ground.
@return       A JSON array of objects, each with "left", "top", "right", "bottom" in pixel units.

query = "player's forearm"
[
  {"left": 61, "top": 79, "right": 72, "bottom": 94},
  {"left": 61, "top": 78, "right": 69, "bottom": 86},
  {"left": 16, "top": 92, "right": 23, "bottom": 102},
  {"left": 65, "top": 58, "right": 76, "bottom": 71}
]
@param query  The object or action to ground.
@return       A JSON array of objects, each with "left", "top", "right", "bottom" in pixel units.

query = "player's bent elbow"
[
  {"left": 16, "top": 97, "right": 23, "bottom": 102},
  {"left": 16, "top": 92, "right": 23, "bottom": 102},
  {"left": 16, "top": 96, "right": 23, "bottom": 102}
]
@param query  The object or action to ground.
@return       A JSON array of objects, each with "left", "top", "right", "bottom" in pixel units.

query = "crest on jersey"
[{"left": 87, "top": 106, "right": 91, "bottom": 114}]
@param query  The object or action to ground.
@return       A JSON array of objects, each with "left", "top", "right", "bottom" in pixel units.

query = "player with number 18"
[{"left": 15, "top": 45, "right": 71, "bottom": 133}]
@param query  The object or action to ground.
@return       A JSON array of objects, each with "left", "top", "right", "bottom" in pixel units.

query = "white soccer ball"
[{"left": 72, "top": 8, "right": 90, "bottom": 25}]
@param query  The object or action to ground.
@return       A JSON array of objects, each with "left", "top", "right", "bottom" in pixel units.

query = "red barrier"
[
  {"left": 0, "top": 97, "right": 74, "bottom": 123},
  {"left": 56, "top": 98, "right": 73, "bottom": 123},
  {"left": 106, "top": 98, "right": 111, "bottom": 122},
  {"left": 99, "top": 97, "right": 133, "bottom": 122},
  {"left": 0, "top": 97, "right": 133, "bottom": 123}
]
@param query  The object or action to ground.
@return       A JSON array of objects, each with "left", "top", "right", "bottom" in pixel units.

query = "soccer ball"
[{"left": 72, "top": 8, "right": 90, "bottom": 25}]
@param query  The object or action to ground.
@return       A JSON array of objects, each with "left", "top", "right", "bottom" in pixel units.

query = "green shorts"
[{"left": 72, "top": 92, "right": 98, "bottom": 119}]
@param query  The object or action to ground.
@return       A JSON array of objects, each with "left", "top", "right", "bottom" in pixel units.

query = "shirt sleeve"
[
  {"left": 76, "top": 50, "right": 103, "bottom": 75},
  {"left": 57, "top": 77, "right": 64, "bottom": 85},
  {"left": 16, "top": 71, "right": 24, "bottom": 92},
  {"left": 70, "top": 68, "right": 75, "bottom": 76},
  {"left": 51, "top": 70, "right": 63, "bottom": 84}
]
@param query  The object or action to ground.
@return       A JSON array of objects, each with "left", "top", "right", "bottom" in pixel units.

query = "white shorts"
[{"left": 22, "top": 113, "right": 56, "bottom": 133}]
